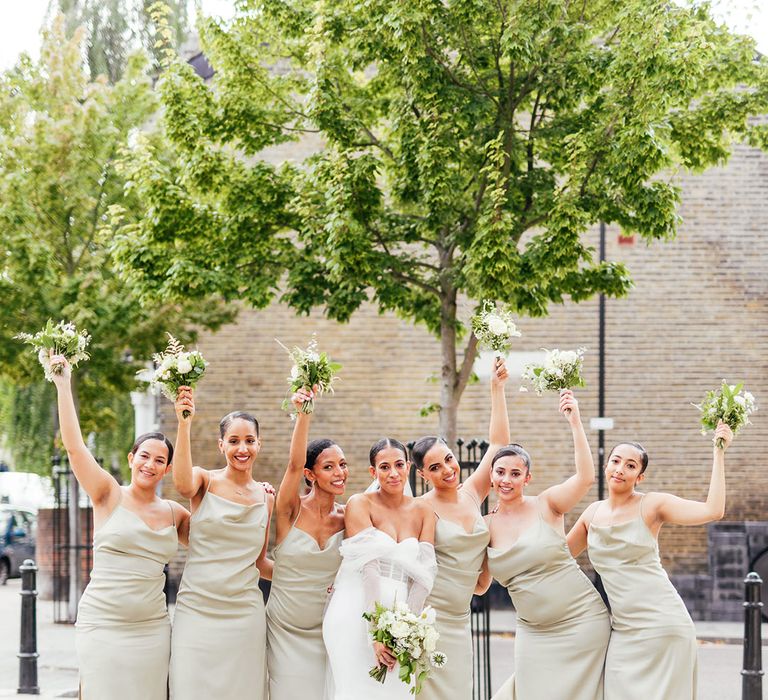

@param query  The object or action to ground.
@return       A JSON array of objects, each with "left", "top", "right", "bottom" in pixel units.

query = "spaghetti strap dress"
[
  {"left": 419, "top": 509, "right": 490, "bottom": 699},
  {"left": 266, "top": 513, "right": 343, "bottom": 700},
  {"left": 76, "top": 500, "right": 178, "bottom": 699},
  {"left": 588, "top": 496, "right": 697, "bottom": 699},
  {"left": 488, "top": 500, "right": 610, "bottom": 700},
  {"left": 170, "top": 488, "right": 269, "bottom": 699}
]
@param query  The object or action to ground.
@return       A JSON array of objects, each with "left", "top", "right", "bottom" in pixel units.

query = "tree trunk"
[{"left": 438, "top": 280, "right": 459, "bottom": 445}]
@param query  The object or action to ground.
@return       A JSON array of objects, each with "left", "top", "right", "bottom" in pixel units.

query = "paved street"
[{"left": 0, "top": 579, "right": 764, "bottom": 698}]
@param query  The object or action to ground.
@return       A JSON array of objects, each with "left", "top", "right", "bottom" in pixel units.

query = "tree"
[
  {"left": 109, "top": 0, "right": 768, "bottom": 443},
  {"left": 0, "top": 17, "right": 232, "bottom": 473},
  {"left": 48, "top": 0, "right": 191, "bottom": 83}
]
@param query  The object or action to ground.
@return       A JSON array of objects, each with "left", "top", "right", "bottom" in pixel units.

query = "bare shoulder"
[
  {"left": 579, "top": 500, "right": 602, "bottom": 523},
  {"left": 168, "top": 499, "right": 190, "bottom": 518},
  {"left": 413, "top": 498, "right": 435, "bottom": 518},
  {"left": 345, "top": 493, "right": 371, "bottom": 511}
]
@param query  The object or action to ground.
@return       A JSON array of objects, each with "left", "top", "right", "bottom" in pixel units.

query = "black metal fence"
[
  {"left": 52, "top": 455, "right": 93, "bottom": 624},
  {"left": 408, "top": 438, "right": 493, "bottom": 700}
]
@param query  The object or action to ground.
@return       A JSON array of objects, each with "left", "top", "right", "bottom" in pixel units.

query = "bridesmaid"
[
  {"left": 51, "top": 355, "right": 189, "bottom": 699},
  {"left": 170, "top": 387, "right": 274, "bottom": 700},
  {"left": 409, "top": 357, "right": 509, "bottom": 700},
  {"left": 567, "top": 421, "right": 734, "bottom": 700},
  {"left": 266, "top": 386, "right": 347, "bottom": 699},
  {"left": 480, "top": 390, "right": 610, "bottom": 700}
]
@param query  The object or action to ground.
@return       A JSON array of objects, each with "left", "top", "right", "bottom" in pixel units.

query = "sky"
[{"left": 0, "top": 0, "right": 766, "bottom": 72}]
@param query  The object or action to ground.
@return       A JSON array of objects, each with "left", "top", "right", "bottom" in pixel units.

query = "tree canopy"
[
  {"left": 110, "top": 0, "right": 768, "bottom": 440},
  {"left": 0, "top": 17, "right": 231, "bottom": 471}
]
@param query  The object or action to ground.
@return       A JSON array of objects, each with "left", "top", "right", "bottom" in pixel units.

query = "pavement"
[{"left": 0, "top": 578, "right": 765, "bottom": 699}]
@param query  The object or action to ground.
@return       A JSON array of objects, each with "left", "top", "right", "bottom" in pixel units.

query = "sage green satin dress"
[
  {"left": 419, "top": 512, "right": 490, "bottom": 700},
  {"left": 76, "top": 503, "right": 178, "bottom": 699},
  {"left": 588, "top": 500, "right": 698, "bottom": 700},
  {"left": 489, "top": 504, "right": 610, "bottom": 700},
  {"left": 170, "top": 489, "right": 269, "bottom": 699},
  {"left": 266, "top": 524, "right": 343, "bottom": 700}
]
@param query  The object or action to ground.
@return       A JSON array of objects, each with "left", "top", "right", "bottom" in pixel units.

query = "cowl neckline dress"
[
  {"left": 588, "top": 501, "right": 697, "bottom": 700},
  {"left": 488, "top": 502, "right": 610, "bottom": 700},
  {"left": 266, "top": 521, "right": 344, "bottom": 700},
  {"left": 418, "top": 511, "right": 490, "bottom": 699},
  {"left": 170, "top": 488, "right": 269, "bottom": 699},
  {"left": 76, "top": 502, "right": 178, "bottom": 699}
]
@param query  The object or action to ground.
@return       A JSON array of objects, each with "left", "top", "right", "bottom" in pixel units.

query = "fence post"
[
  {"left": 742, "top": 572, "right": 763, "bottom": 700},
  {"left": 18, "top": 559, "right": 39, "bottom": 695}
]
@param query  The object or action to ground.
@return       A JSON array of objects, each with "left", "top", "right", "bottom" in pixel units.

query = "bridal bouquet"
[
  {"left": 694, "top": 380, "right": 757, "bottom": 449},
  {"left": 145, "top": 335, "right": 208, "bottom": 418},
  {"left": 522, "top": 347, "right": 587, "bottom": 396},
  {"left": 278, "top": 335, "right": 341, "bottom": 415},
  {"left": 471, "top": 300, "right": 521, "bottom": 356},
  {"left": 16, "top": 320, "right": 91, "bottom": 381},
  {"left": 363, "top": 601, "right": 446, "bottom": 695}
]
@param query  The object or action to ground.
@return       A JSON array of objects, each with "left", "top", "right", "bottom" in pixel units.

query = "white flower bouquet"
[
  {"left": 278, "top": 335, "right": 341, "bottom": 415},
  {"left": 694, "top": 380, "right": 757, "bottom": 449},
  {"left": 145, "top": 335, "right": 208, "bottom": 418},
  {"left": 362, "top": 601, "right": 446, "bottom": 695},
  {"left": 470, "top": 300, "right": 521, "bottom": 356},
  {"left": 522, "top": 347, "right": 587, "bottom": 400},
  {"left": 16, "top": 320, "right": 91, "bottom": 381}
]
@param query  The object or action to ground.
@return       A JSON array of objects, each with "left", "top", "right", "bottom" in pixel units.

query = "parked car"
[{"left": 0, "top": 505, "right": 36, "bottom": 584}]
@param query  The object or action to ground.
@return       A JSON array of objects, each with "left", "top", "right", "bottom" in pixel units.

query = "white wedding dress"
[{"left": 322, "top": 527, "right": 437, "bottom": 700}]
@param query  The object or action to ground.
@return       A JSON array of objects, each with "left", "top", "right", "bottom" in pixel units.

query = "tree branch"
[{"left": 455, "top": 332, "right": 479, "bottom": 399}]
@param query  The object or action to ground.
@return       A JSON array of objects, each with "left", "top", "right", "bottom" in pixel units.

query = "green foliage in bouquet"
[
  {"left": 522, "top": 348, "right": 587, "bottom": 395},
  {"left": 695, "top": 380, "right": 757, "bottom": 449},
  {"left": 16, "top": 320, "right": 91, "bottom": 381},
  {"left": 146, "top": 335, "right": 208, "bottom": 417},
  {"left": 279, "top": 336, "right": 341, "bottom": 415}
]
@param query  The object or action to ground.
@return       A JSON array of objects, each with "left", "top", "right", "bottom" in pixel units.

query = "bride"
[{"left": 323, "top": 438, "right": 437, "bottom": 699}]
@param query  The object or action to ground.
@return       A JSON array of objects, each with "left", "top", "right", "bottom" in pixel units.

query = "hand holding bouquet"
[
  {"left": 363, "top": 601, "right": 446, "bottom": 695},
  {"left": 471, "top": 300, "right": 521, "bottom": 356},
  {"left": 694, "top": 380, "right": 756, "bottom": 449},
  {"left": 16, "top": 320, "right": 91, "bottom": 381},
  {"left": 279, "top": 335, "right": 341, "bottom": 415},
  {"left": 146, "top": 335, "right": 208, "bottom": 418},
  {"left": 522, "top": 348, "right": 587, "bottom": 408}
]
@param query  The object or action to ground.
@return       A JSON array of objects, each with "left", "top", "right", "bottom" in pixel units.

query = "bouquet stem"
[
  {"left": 715, "top": 437, "right": 725, "bottom": 450},
  {"left": 369, "top": 664, "right": 388, "bottom": 684},
  {"left": 300, "top": 399, "right": 315, "bottom": 415}
]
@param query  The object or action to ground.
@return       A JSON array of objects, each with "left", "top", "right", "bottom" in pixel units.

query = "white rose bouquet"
[
  {"left": 362, "top": 601, "right": 446, "bottom": 694},
  {"left": 694, "top": 380, "right": 757, "bottom": 449},
  {"left": 16, "top": 320, "right": 91, "bottom": 381},
  {"left": 278, "top": 335, "right": 341, "bottom": 415},
  {"left": 470, "top": 300, "right": 522, "bottom": 356},
  {"left": 145, "top": 334, "right": 208, "bottom": 418},
  {"left": 522, "top": 347, "right": 587, "bottom": 400}
]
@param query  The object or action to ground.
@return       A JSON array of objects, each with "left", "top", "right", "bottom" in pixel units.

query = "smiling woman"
[
  {"left": 49, "top": 354, "right": 190, "bottom": 700},
  {"left": 169, "top": 388, "right": 274, "bottom": 700}
]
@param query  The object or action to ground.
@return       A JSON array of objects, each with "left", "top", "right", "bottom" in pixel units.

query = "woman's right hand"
[
  {"left": 291, "top": 385, "right": 316, "bottom": 413},
  {"left": 48, "top": 352, "right": 71, "bottom": 385},
  {"left": 175, "top": 386, "right": 195, "bottom": 423},
  {"left": 491, "top": 357, "right": 509, "bottom": 387},
  {"left": 373, "top": 641, "right": 397, "bottom": 671}
]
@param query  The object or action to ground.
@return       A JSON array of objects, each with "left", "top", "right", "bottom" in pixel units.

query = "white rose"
[
  {"left": 559, "top": 350, "right": 578, "bottom": 364},
  {"left": 487, "top": 316, "right": 507, "bottom": 335},
  {"left": 390, "top": 621, "right": 410, "bottom": 639},
  {"left": 177, "top": 357, "right": 193, "bottom": 375},
  {"left": 307, "top": 352, "right": 320, "bottom": 363},
  {"left": 734, "top": 395, "right": 746, "bottom": 407},
  {"left": 290, "top": 365, "right": 299, "bottom": 380}
]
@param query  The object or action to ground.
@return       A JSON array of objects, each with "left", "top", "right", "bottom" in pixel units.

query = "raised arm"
[
  {"left": 172, "top": 387, "right": 207, "bottom": 500},
  {"left": 542, "top": 391, "right": 596, "bottom": 516},
  {"left": 51, "top": 355, "right": 117, "bottom": 506},
  {"left": 464, "top": 358, "right": 510, "bottom": 501},
  {"left": 566, "top": 501, "right": 599, "bottom": 557},
  {"left": 275, "top": 388, "right": 315, "bottom": 539},
  {"left": 648, "top": 422, "right": 732, "bottom": 526}
]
